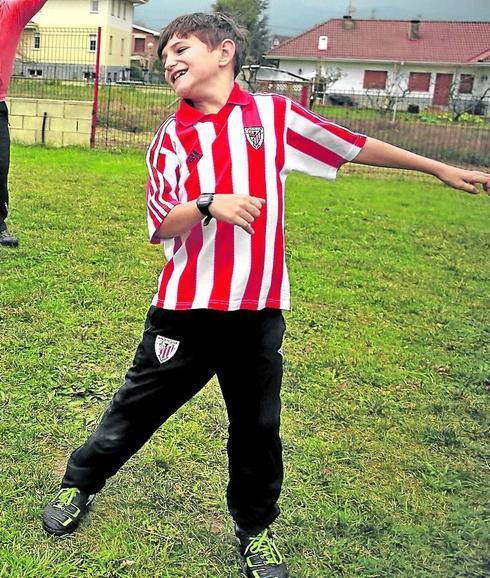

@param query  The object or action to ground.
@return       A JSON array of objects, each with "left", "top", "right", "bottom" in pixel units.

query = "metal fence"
[
  {"left": 12, "top": 27, "right": 100, "bottom": 102},
  {"left": 311, "top": 90, "right": 490, "bottom": 168}
]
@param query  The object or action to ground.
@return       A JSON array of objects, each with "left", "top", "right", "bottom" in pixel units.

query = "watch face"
[{"left": 197, "top": 194, "right": 214, "bottom": 216}]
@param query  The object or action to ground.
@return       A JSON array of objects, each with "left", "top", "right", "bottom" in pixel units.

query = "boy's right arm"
[{"left": 157, "top": 194, "right": 265, "bottom": 238}]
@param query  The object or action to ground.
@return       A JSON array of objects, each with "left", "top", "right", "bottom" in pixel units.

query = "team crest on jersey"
[
  {"left": 244, "top": 126, "right": 264, "bottom": 150},
  {"left": 155, "top": 335, "right": 180, "bottom": 364}
]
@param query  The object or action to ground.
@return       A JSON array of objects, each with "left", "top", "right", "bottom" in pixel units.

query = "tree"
[
  {"left": 446, "top": 71, "right": 489, "bottom": 121},
  {"left": 212, "top": 0, "right": 270, "bottom": 66}
]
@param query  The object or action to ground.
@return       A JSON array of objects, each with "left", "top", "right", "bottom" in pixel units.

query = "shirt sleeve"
[
  {"left": 14, "top": 0, "right": 48, "bottom": 25},
  {"left": 145, "top": 119, "right": 181, "bottom": 244},
  {"left": 285, "top": 98, "right": 366, "bottom": 180}
]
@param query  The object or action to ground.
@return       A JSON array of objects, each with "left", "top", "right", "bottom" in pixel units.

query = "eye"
[{"left": 177, "top": 47, "right": 187, "bottom": 54}]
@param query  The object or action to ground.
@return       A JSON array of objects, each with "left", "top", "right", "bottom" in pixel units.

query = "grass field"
[{"left": 0, "top": 146, "right": 488, "bottom": 578}]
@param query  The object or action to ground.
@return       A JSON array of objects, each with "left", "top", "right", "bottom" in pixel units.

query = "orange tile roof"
[{"left": 266, "top": 19, "right": 490, "bottom": 64}]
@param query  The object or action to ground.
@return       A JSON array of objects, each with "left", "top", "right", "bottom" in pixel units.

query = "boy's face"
[{"left": 162, "top": 34, "right": 224, "bottom": 100}]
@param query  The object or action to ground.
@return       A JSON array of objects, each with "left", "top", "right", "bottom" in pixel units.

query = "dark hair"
[{"left": 158, "top": 12, "right": 248, "bottom": 78}]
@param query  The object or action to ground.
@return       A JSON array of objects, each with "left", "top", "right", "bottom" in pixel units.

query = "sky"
[{"left": 135, "top": 0, "right": 489, "bottom": 35}]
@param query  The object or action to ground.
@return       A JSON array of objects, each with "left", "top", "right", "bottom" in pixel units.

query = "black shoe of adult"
[
  {"left": 0, "top": 229, "right": 19, "bottom": 247},
  {"left": 236, "top": 526, "right": 289, "bottom": 578},
  {"left": 42, "top": 487, "right": 95, "bottom": 537}
]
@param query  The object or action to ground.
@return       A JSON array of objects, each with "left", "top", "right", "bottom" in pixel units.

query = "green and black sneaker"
[
  {"left": 42, "top": 487, "right": 95, "bottom": 536},
  {"left": 236, "top": 527, "right": 289, "bottom": 578}
]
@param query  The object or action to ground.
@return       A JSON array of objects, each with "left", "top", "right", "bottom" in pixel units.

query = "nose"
[{"left": 164, "top": 57, "right": 176, "bottom": 72}]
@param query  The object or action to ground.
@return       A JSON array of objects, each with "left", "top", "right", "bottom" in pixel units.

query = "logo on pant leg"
[{"left": 155, "top": 335, "right": 180, "bottom": 364}]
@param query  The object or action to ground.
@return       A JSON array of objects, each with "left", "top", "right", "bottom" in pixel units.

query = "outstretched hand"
[
  {"left": 210, "top": 194, "right": 266, "bottom": 235},
  {"left": 435, "top": 166, "right": 490, "bottom": 195}
]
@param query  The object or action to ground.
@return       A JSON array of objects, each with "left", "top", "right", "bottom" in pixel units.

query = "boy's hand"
[
  {"left": 435, "top": 166, "right": 490, "bottom": 195},
  {"left": 210, "top": 194, "right": 266, "bottom": 235}
]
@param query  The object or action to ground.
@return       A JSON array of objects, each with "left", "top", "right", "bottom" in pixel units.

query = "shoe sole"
[{"left": 42, "top": 520, "right": 80, "bottom": 537}]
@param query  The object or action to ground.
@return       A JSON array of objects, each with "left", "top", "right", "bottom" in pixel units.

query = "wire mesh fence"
[
  {"left": 11, "top": 27, "right": 100, "bottom": 102},
  {"left": 97, "top": 82, "right": 178, "bottom": 149},
  {"left": 311, "top": 90, "right": 490, "bottom": 168}
]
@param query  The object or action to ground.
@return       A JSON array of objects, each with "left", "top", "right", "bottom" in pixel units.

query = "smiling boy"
[{"left": 42, "top": 12, "right": 489, "bottom": 578}]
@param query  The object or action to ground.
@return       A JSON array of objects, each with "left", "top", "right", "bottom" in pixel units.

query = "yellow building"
[{"left": 17, "top": 0, "right": 148, "bottom": 82}]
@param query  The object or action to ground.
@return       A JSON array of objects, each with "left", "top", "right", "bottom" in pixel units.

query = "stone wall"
[{"left": 6, "top": 98, "right": 92, "bottom": 147}]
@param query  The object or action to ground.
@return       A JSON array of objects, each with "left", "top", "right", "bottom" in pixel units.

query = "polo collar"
[{"left": 175, "top": 83, "right": 252, "bottom": 127}]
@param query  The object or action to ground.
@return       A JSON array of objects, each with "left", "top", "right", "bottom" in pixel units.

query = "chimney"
[
  {"left": 318, "top": 35, "right": 328, "bottom": 50},
  {"left": 342, "top": 15, "right": 355, "bottom": 30},
  {"left": 409, "top": 19, "right": 421, "bottom": 40}
]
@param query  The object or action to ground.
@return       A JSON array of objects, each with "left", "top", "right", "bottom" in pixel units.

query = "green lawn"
[{"left": 0, "top": 146, "right": 488, "bottom": 578}]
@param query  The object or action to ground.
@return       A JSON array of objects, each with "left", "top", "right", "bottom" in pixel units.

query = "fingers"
[
  {"left": 209, "top": 194, "right": 266, "bottom": 234},
  {"left": 468, "top": 173, "right": 490, "bottom": 195},
  {"left": 239, "top": 218, "right": 255, "bottom": 235}
]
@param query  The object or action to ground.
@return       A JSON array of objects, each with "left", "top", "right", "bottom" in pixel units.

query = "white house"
[{"left": 262, "top": 17, "right": 490, "bottom": 111}]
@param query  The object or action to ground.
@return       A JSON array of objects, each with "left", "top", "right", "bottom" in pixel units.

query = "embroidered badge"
[
  {"left": 155, "top": 335, "right": 180, "bottom": 364},
  {"left": 244, "top": 126, "right": 264, "bottom": 150},
  {"left": 187, "top": 149, "right": 203, "bottom": 164}
]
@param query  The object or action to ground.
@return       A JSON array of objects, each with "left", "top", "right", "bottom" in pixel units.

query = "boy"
[
  {"left": 43, "top": 12, "right": 489, "bottom": 578},
  {"left": 1, "top": 0, "right": 49, "bottom": 247}
]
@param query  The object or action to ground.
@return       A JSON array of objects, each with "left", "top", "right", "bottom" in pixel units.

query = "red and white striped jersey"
[{"left": 146, "top": 83, "right": 366, "bottom": 311}]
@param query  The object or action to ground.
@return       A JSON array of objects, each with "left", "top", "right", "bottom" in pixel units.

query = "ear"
[{"left": 218, "top": 38, "right": 236, "bottom": 68}]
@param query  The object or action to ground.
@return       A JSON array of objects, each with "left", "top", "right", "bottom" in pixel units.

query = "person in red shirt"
[
  {"left": 43, "top": 12, "right": 489, "bottom": 578},
  {"left": 0, "top": 0, "right": 48, "bottom": 247}
]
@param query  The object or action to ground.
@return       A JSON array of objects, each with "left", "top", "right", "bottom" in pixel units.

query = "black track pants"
[
  {"left": 0, "top": 101, "right": 10, "bottom": 230},
  {"left": 62, "top": 306, "right": 286, "bottom": 534}
]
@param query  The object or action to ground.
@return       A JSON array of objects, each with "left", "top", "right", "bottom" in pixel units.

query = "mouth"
[{"left": 172, "top": 69, "right": 187, "bottom": 83}]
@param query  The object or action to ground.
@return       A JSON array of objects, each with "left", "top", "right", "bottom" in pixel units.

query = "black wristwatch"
[{"left": 196, "top": 193, "right": 214, "bottom": 226}]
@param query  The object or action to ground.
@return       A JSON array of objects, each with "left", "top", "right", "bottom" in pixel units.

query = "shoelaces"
[{"left": 246, "top": 529, "right": 283, "bottom": 565}]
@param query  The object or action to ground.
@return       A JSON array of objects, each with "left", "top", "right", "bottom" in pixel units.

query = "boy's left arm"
[{"left": 353, "top": 137, "right": 490, "bottom": 194}]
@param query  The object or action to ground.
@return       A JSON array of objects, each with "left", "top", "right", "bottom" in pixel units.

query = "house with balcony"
[
  {"left": 130, "top": 24, "right": 160, "bottom": 81},
  {"left": 16, "top": 0, "right": 148, "bottom": 82},
  {"left": 262, "top": 17, "right": 490, "bottom": 111}
]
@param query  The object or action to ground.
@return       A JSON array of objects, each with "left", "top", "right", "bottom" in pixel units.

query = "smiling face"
[{"left": 162, "top": 34, "right": 230, "bottom": 101}]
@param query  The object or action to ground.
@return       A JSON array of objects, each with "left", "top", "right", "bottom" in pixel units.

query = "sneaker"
[
  {"left": 42, "top": 487, "right": 95, "bottom": 536},
  {"left": 236, "top": 527, "right": 289, "bottom": 578},
  {"left": 0, "top": 229, "right": 19, "bottom": 247}
]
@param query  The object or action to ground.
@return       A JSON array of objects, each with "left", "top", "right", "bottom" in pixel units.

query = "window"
[
  {"left": 33, "top": 33, "right": 41, "bottom": 49},
  {"left": 123, "top": 1, "right": 127, "bottom": 19},
  {"left": 111, "top": 0, "right": 115, "bottom": 16},
  {"left": 120, "top": 37, "right": 125, "bottom": 56},
  {"left": 117, "top": 0, "right": 121, "bottom": 18},
  {"left": 134, "top": 37, "right": 145, "bottom": 52},
  {"left": 458, "top": 74, "right": 474, "bottom": 94},
  {"left": 90, "top": 0, "right": 99, "bottom": 12},
  {"left": 408, "top": 72, "right": 431, "bottom": 92},
  {"left": 109, "top": 35, "right": 113, "bottom": 55},
  {"left": 89, "top": 34, "right": 97, "bottom": 52},
  {"left": 363, "top": 70, "right": 387, "bottom": 90}
]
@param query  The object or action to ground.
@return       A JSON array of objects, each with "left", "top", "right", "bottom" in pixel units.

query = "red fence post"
[
  {"left": 90, "top": 26, "right": 102, "bottom": 148},
  {"left": 299, "top": 83, "right": 312, "bottom": 108}
]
